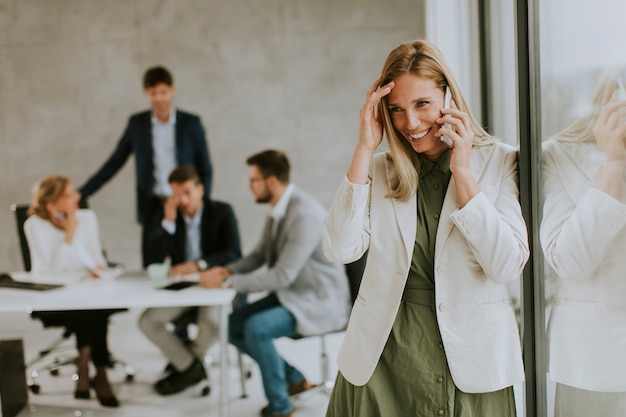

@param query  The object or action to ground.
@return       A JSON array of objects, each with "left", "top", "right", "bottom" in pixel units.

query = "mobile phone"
[
  {"left": 53, "top": 211, "right": 66, "bottom": 220},
  {"left": 440, "top": 87, "right": 454, "bottom": 148},
  {"left": 617, "top": 78, "right": 626, "bottom": 101}
]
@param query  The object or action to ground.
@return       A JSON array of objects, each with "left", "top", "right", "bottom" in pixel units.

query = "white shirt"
[
  {"left": 151, "top": 109, "right": 177, "bottom": 197},
  {"left": 269, "top": 183, "right": 295, "bottom": 237},
  {"left": 183, "top": 207, "right": 203, "bottom": 262},
  {"left": 161, "top": 205, "right": 204, "bottom": 262},
  {"left": 23, "top": 209, "right": 106, "bottom": 282}
]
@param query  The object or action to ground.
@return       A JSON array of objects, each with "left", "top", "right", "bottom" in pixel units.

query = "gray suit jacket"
[{"left": 227, "top": 186, "right": 350, "bottom": 336}]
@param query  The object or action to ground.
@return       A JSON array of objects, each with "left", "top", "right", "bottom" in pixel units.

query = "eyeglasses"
[{"left": 248, "top": 176, "right": 267, "bottom": 184}]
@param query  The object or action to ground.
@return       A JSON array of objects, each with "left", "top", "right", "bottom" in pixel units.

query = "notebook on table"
[{"left": 0, "top": 273, "right": 64, "bottom": 291}]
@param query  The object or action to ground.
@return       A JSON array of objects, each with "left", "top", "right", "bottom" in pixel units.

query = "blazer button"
[
  {"left": 436, "top": 265, "right": 447, "bottom": 275},
  {"left": 438, "top": 303, "right": 447, "bottom": 311}
]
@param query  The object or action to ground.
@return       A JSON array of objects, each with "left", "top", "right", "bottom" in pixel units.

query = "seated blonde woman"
[{"left": 24, "top": 175, "right": 119, "bottom": 407}]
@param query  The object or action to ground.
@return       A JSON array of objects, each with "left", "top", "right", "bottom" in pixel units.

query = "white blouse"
[{"left": 24, "top": 209, "right": 106, "bottom": 282}]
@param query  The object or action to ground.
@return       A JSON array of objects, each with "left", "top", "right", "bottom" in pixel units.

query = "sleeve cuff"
[{"left": 161, "top": 219, "right": 176, "bottom": 235}]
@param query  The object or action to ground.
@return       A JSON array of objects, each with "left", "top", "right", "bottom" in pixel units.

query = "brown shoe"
[
  {"left": 267, "top": 413, "right": 293, "bottom": 417},
  {"left": 288, "top": 379, "right": 316, "bottom": 396}
]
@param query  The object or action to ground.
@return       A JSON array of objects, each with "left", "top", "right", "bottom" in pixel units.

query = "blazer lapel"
[
  {"left": 384, "top": 156, "right": 417, "bottom": 264},
  {"left": 140, "top": 112, "right": 155, "bottom": 189},
  {"left": 435, "top": 146, "right": 492, "bottom": 255},
  {"left": 175, "top": 213, "right": 187, "bottom": 263},
  {"left": 175, "top": 110, "right": 183, "bottom": 164}
]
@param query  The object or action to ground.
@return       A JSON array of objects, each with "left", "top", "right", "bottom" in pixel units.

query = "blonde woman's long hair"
[
  {"left": 379, "top": 39, "right": 494, "bottom": 201},
  {"left": 28, "top": 175, "right": 70, "bottom": 220},
  {"left": 553, "top": 69, "right": 624, "bottom": 143}
]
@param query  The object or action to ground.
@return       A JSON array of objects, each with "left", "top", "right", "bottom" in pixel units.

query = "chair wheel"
[
  {"left": 50, "top": 369, "right": 59, "bottom": 376},
  {"left": 125, "top": 374, "right": 134, "bottom": 383},
  {"left": 200, "top": 386, "right": 211, "bottom": 396},
  {"left": 30, "top": 384, "right": 41, "bottom": 394}
]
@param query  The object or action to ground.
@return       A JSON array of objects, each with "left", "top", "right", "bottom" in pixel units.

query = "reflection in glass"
[{"left": 541, "top": 71, "right": 626, "bottom": 416}]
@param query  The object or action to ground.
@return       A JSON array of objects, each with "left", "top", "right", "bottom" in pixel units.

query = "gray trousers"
[{"left": 139, "top": 306, "right": 218, "bottom": 372}]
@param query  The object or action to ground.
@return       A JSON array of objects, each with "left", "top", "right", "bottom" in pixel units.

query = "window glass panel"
[{"left": 538, "top": 1, "right": 626, "bottom": 416}]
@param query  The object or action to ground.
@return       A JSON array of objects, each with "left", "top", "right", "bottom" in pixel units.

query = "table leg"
[{"left": 219, "top": 303, "right": 230, "bottom": 417}]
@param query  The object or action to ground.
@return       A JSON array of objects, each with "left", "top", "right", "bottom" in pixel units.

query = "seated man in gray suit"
[
  {"left": 200, "top": 150, "right": 351, "bottom": 417},
  {"left": 139, "top": 165, "right": 241, "bottom": 396}
]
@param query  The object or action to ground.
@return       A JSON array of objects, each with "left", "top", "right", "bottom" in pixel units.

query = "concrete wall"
[{"left": 0, "top": 0, "right": 425, "bottom": 271}]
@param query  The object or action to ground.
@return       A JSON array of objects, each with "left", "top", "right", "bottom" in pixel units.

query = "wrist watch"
[{"left": 196, "top": 259, "right": 208, "bottom": 271}]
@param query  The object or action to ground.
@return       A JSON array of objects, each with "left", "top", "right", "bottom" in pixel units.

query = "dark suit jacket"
[
  {"left": 164, "top": 199, "right": 241, "bottom": 268},
  {"left": 79, "top": 109, "right": 212, "bottom": 225}
]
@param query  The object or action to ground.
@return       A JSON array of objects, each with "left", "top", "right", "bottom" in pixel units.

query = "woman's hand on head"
[
  {"left": 594, "top": 93, "right": 626, "bottom": 162},
  {"left": 437, "top": 99, "right": 474, "bottom": 173},
  {"left": 358, "top": 77, "right": 394, "bottom": 153}
]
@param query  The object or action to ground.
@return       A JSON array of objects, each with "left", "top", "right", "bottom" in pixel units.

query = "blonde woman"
[
  {"left": 323, "top": 39, "right": 529, "bottom": 416},
  {"left": 541, "top": 72, "right": 626, "bottom": 416},
  {"left": 25, "top": 175, "right": 119, "bottom": 407}
]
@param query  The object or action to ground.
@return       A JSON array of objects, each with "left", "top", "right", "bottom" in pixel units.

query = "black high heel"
[
  {"left": 74, "top": 390, "right": 90, "bottom": 400},
  {"left": 93, "top": 380, "right": 119, "bottom": 408}
]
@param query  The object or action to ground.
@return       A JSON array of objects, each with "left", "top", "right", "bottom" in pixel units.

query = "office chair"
[
  {"left": 235, "top": 254, "right": 368, "bottom": 398},
  {"left": 10, "top": 203, "right": 135, "bottom": 394},
  {"left": 292, "top": 254, "right": 367, "bottom": 395}
]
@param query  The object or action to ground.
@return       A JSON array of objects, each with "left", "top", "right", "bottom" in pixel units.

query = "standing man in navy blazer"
[{"left": 78, "top": 66, "right": 213, "bottom": 267}]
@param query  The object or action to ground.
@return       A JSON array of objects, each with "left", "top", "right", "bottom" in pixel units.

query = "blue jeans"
[{"left": 229, "top": 293, "right": 305, "bottom": 415}]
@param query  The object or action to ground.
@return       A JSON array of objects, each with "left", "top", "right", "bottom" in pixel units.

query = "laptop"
[{"left": 0, "top": 272, "right": 64, "bottom": 291}]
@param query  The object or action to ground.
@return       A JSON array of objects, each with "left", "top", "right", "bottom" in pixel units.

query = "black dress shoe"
[
  {"left": 154, "top": 358, "right": 207, "bottom": 396},
  {"left": 96, "top": 393, "right": 120, "bottom": 408},
  {"left": 163, "top": 362, "right": 176, "bottom": 374},
  {"left": 93, "top": 378, "right": 119, "bottom": 408},
  {"left": 74, "top": 390, "right": 90, "bottom": 400}
]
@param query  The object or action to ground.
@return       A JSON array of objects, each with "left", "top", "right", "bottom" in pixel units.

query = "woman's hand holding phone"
[
  {"left": 440, "top": 88, "right": 454, "bottom": 148},
  {"left": 437, "top": 90, "right": 475, "bottom": 176},
  {"left": 593, "top": 87, "right": 626, "bottom": 162},
  {"left": 50, "top": 210, "right": 78, "bottom": 244}
]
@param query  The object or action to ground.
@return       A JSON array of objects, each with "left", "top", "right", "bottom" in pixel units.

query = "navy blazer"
[
  {"left": 79, "top": 110, "right": 212, "bottom": 225},
  {"left": 164, "top": 199, "right": 241, "bottom": 268}
]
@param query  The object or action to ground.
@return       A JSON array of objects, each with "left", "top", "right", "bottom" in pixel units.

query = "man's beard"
[{"left": 255, "top": 191, "right": 272, "bottom": 204}]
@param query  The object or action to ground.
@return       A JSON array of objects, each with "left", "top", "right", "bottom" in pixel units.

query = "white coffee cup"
[{"left": 147, "top": 263, "right": 169, "bottom": 287}]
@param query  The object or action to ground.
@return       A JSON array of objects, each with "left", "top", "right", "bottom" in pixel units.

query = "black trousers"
[{"left": 34, "top": 310, "right": 119, "bottom": 367}]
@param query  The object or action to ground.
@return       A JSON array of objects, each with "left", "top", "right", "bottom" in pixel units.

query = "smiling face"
[
  {"left": 145, "top": 82, "right": 175, "bottom": 121},
  {"left": 387, "top": 73, "right": 449, "bottom": 161}
]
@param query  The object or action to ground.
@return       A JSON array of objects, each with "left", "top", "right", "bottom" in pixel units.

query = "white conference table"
[{"left": 0, "top": 270, "right": 235, "bottom": 416}]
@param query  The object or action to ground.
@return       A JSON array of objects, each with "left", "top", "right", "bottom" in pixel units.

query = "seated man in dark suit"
[{"left": 138, "top": 165, "right": 241, "bottom": 396}]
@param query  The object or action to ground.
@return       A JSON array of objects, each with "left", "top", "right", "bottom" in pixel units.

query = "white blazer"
[
  {"left": 541, "top": 140, "right": 626, "bottom": 392},
  {"left": 323, "top": 142, "right": 529, "bottom": 393},
  {"left": 24, "top": 209, "right": 106, "bottom": 281}
]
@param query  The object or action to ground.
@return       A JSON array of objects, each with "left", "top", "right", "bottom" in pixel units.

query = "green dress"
[{"left": 326, "top": 152, "right": 517, "bottom": 417}]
